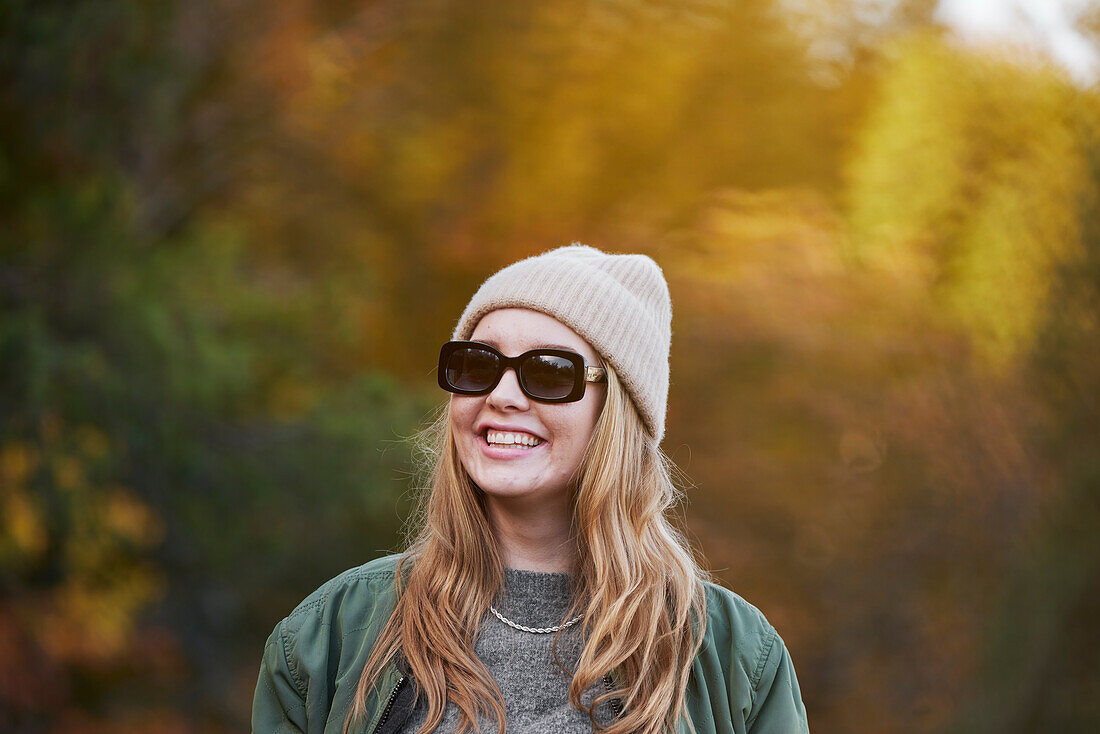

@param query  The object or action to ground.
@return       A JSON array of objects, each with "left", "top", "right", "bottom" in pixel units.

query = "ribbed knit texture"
[
  {"left": 453, "top": 244, "right": 672, "bottom": 441},
  {"left": 398, "top": 568, "right": 614, "bottom": 734}
]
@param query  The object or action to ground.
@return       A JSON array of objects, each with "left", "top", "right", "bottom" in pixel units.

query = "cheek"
[
  {"left": 448, "top": 398, "right": 480, "bottom": 452},
  {"left": 575, "top": 394, "right": 604, "bottom": 442},
  {"left": 554, "top": 404, "right": 601, "bottom": 462},
  {"left": 449, "top": 396, "right": 476, "bottom": 426}
]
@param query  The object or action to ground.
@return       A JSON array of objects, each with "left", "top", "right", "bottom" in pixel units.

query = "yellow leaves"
[
  {"left": 46, "top": 424, "right": 117, "bottom": 492},
  {"left": 665, "top": 188, "right": 854, "bottom": 347},
  {"left": 3, "top": 487, "right": 47, "bottom": 559},
  {"left": 286, "top": 32, "right": 362, "bottom": 142},
  {"left": 391, "top": 120, "right": 481, "bottom": 208},
  {"left": 1, "top": 443, "right": 47, "bottom": 563},
  {"left": 64, "top": 485, "right": 162, "bottom": 577},
  {"left": 52, "top": 455, "right": 85, "bottom": 491},
  {"left": 36, "top": 481, "right": 167, "bottom": 662},
  {"left": 689, "top": 188, "right": 842, "bottom": 272},
  {"left": 2, "top": 418, "right": 167, "bottom": 665},
  {"left": 945, "top": 178, "right": 1076, "bottom": 366},
  {"left": 302, "top": 34, "right": 357, "bottom": 116},
  {"left": 29, "top": 564, "right": 166, "bottom": 663},
  {"left": 845, "top": 31, "right": 1094, "bottom": 370},
  {"left": 0, "top": 441, "right": 39, "bottom": 486},
  {"left": 103, "top": 488, "right": 165, "bottom": 548}
]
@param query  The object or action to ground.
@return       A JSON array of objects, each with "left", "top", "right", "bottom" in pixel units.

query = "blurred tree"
[
  {"left": 220, "top": 0, "right": 845, "bottom": 375},
  {"left": 845, "top": 31, "right": 1088, "bottom": 368},
  {"left": 4, "top": 0, "right": 1097, "bottom": 732},
  {"left": 948, "top": 93, "right": 1100, "bottom": 734},
  {"left": 662, "top": 29, "right": 1100, "bottom": 734},
  {"left": 1, "top": 1, "right": 429, "bottom": 730}
]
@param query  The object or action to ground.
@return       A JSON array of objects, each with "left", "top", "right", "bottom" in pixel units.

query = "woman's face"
[{"left": 450, "top": 308, "right": 606, "bottom": 504}]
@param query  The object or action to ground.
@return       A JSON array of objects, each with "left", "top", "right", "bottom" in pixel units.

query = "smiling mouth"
[{"left": 484, "top": 430, "right": 544, "bottom": 449}]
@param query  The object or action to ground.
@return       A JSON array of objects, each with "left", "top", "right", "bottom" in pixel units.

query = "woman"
[{"left": 252, "top": 245, "right": 809, "bottom": 734}]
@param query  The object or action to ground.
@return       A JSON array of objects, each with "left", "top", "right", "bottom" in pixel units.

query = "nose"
[{"left": 486, "top": 365, "right": 530, "bottom": 411}]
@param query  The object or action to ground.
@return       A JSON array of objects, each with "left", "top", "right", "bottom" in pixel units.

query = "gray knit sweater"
[{"left": 399, "top": 568, "right": 615, "bottom": 733}]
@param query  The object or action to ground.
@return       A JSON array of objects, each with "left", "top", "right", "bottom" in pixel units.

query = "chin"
[
  {"left": 473, "top": 476, "right": 565, "bottom": 502},
  {"left": 475, "top": 480, "right": 539, "bottom": 498}
]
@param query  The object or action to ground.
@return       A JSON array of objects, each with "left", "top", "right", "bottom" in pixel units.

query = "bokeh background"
[{"left": 3, "top": 0, "right": 1099, "bottom": 732}]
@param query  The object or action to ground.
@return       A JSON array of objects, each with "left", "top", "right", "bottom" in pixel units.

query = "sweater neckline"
[{"left": 495, "top": 567, "right": 577, "bottom": 629}]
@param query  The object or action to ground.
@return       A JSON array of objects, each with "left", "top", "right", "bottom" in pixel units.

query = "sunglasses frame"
[{"left": 438, "top": 340, "right": 606, "bottom": 403}]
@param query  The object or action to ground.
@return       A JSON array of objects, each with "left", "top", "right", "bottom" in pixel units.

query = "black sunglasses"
[{"left": 438, "top": 341, "right": 606, "bottom": 403}]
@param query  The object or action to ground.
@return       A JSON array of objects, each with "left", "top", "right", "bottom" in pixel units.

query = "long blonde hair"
[{"left": 346, "top": 365, "right": 708, "bottom": 734}]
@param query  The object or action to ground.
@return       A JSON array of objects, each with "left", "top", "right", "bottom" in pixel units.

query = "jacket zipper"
[
  {"left": 603, "top": 673, "right": 623, "bottom": 718},
  {"left": 372, "top": 675, "right": 407, "bottom": 734}
]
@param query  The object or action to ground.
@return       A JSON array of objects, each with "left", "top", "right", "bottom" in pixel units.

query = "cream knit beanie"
[{"left": 452, "top": 244, "right": 672, "bottom": 441}]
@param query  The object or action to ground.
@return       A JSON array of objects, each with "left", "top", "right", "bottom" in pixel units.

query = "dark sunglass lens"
[
  {"left": 446, "top": 347, "right": 500, "bottom": 392},
  {"left": 522, "top": 355, "right": 577, "bottom": 400}
]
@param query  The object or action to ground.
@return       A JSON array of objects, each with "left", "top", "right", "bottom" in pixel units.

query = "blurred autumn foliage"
[{"left": 2, "top": 0, "right": 1099, "bottom": 732}]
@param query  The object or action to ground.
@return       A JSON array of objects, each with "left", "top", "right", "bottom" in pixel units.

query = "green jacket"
[{"left": 253, "top": 554, "right": 810, "bottom": 734}]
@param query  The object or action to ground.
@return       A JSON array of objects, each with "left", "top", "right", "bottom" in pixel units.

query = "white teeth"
[{"left": 486, "top": 430, "right": 542, "bottom": 448}]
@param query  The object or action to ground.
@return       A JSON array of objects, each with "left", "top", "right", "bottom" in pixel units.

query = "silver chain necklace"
[{"left": 489, "top": 605, "right": 584, "bottom": 634}]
